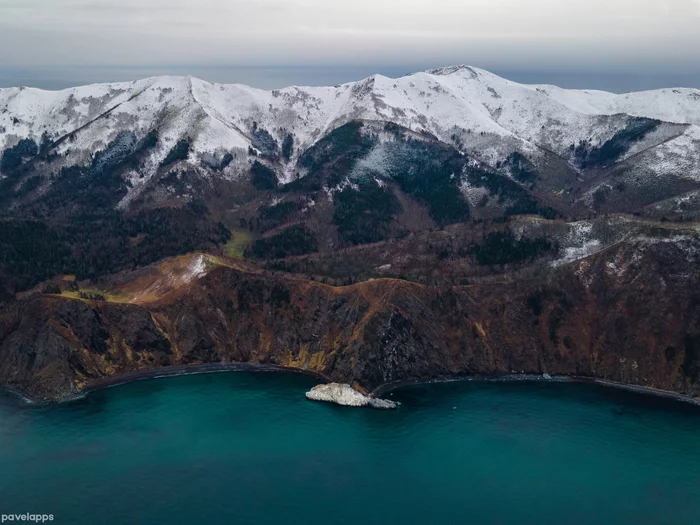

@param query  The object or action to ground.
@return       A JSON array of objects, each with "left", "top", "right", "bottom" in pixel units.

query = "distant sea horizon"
[{"left": 1, "top": 65, "right": 699, "bottom": 94}]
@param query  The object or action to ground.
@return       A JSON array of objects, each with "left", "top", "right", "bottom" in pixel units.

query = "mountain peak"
[{"left": 425, "top": 65, "right": 482, "bottom": 78}]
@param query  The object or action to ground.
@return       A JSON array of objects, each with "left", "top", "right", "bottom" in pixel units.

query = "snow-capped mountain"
[
  {"left": 1, "top": 65, "right": 700, "bottom": 219},
  {"left": 5, "top": 66, "right": 700, "bottom": 403}
]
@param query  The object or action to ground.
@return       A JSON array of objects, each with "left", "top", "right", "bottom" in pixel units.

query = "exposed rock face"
[
  {"left": 306, "top": 383, "right": 398, "bottom": 409},
  {"left": 0, "top": 235, "right": 699, "bottom": 403}
]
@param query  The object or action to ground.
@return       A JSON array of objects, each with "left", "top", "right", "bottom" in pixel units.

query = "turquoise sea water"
[{"left": 1, "top": 373, "right": 699, "bottom": 525}]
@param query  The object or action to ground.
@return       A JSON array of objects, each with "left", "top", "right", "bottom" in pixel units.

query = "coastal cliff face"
[{"left": 1, "top": 236, "right": 699, "bottom": 402}]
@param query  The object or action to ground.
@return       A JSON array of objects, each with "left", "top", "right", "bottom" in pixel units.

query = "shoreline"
[
  {"left": 589, "top": 378, "right": 700, "bottom": 407},
  {"left": 0, "top": 385, "right": 41, "bottom": 405},
  {"left": 2, "top": 366, "right": 699, "bottom": 409},
  {"left": 372, "top": 374, "right": 700, "bottom": 408},
  {"left": 83, "top": 362, "right": 332, "bottom": 395},
  {"left": 1, "top": 363, "right": 332, "bottom": 406}
]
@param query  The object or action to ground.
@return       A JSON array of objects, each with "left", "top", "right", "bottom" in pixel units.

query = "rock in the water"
[
  {"left": 368, "top": 397, "right": 399, "bottom": 410},
  {"left": 306, "top": 383, "right": 398, "bottom": 409}
]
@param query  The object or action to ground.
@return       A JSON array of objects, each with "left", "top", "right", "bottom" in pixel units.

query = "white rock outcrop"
[{"left": 306, "top": 383, "right": 398, "bottom": 409}]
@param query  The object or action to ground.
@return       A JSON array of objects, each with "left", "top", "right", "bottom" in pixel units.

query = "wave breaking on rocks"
[{"left": 306, "top": 383, "right": 398, "bottom": 409}]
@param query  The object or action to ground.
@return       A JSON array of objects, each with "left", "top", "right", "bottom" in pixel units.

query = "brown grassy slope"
[{"left": 1, "top": 236, "right": 699, "bottom": 402}]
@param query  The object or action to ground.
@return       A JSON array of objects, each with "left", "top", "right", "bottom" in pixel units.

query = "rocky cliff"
[{"left": 1, "top": 233, "right": 698, "bottom": 402}]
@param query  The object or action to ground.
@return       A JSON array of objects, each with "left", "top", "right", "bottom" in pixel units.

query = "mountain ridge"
[
  {"left": 2, "top": 64, "right": 700, "bottom": 221},
  {"left": 3, "top": 64, "right": 700, "bottom": 153}
]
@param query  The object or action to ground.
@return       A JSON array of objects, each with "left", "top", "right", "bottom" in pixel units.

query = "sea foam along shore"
[{"left": 306, "top": 383, "right": 399, "bottom": 409}]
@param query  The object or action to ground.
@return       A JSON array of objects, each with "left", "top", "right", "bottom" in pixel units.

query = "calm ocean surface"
[{"left": 1, "top": 373, "right": 699, "bottom": 525}]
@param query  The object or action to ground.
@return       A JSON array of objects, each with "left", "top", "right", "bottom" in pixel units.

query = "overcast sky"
[{"left": 1, "top": 0, "right": 699, "bottom": 90}]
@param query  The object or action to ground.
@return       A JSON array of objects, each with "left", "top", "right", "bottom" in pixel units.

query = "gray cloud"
[{"left": 0, "top": 0, "right": 698, "bottom": 73}]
